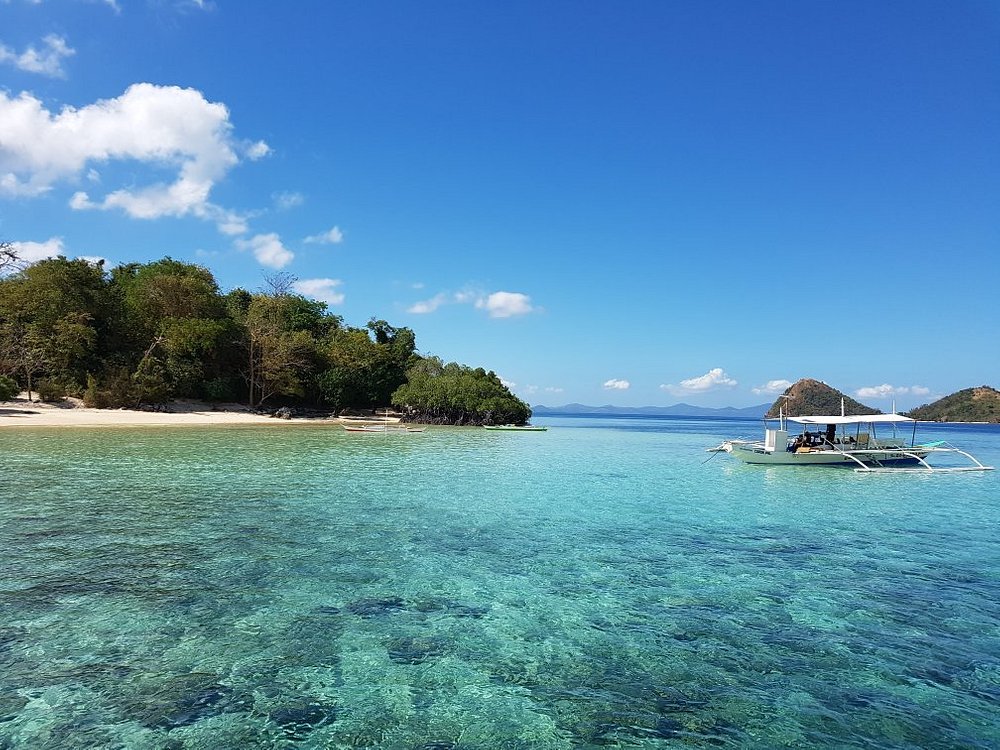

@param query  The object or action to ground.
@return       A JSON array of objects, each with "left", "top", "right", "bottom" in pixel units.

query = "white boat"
[
  {"left": 483, "top": 424, "right": 548, "bottom": 432},
  {"left": 709, "top": 411, "right": 993, "bottom": 473},
  {"left": 344, "top": 423, "right": 425, "bottom": 434}
]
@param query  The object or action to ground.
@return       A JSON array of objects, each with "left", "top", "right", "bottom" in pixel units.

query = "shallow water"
[{"left": 2, "top": 417, "right": 998, "bottom": 748}]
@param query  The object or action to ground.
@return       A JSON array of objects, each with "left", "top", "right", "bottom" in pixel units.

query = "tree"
[
  {"left": 244, "top": 295, "right": 318, "bottom": 406},
  {"left": 391, "top": 356, "right": 531, "bottom": 425},
  {"left": 0, "top": 241, "right": 20, "bottom": 274}
]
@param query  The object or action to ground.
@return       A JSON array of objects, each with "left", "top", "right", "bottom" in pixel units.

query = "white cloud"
[
  {"left": 304, "top": 226, "right": 344, "bottom": 245},
  {"left": 0, "top": 34, "right": 75, "bottom": 78},
  {"left": 752, "top": 379, "right": 793, "bottom": 395},
  {"left": 603, "top": 379, "right": 630, "bottom": 390},
  {"left": 10, "top": 236, "right": 64, "bottom": 263},
  {"left": 235, "top": 232, "right": 293, "bottom": 269},
  {"left": 273, "top": 191, "right": 304, "bottom": 210},
  {"left": 407, "top": 292, "right": 448, "bottom": 314},
  {"left": 245, "top": 140, "right": 270, "bottom": 160},
  {"left": 545, "top": 386, "right": 564, "bottom": 394},
  {"left": 661, "top": 367, "right": 737, "bottom": 396},
  {"left": 855, "top": 384, "right": 932, "bottom": 399},
  {"left": 500, "top": 377, "right": 516, "bottom": 389},
  {"left": 475, "top": 291, "right": 535, "bottom": 319},
  {"left": 0, "top": 83, "right": 264, "bottom": 234},
  {"left": 293, "top": 278, "right": 345, "bottom": 306},
  {"left": 407, "top": 288, "right": 537, "bottom": 318}
]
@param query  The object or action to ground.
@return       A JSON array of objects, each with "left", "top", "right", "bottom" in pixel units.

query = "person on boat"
[{"left": 789, "top": 434, "right": 806, "bottom": 452}]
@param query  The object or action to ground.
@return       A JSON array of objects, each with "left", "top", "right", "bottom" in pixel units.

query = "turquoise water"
[{"left": 1, "top": 416, "right": 998, "bottom": 749}]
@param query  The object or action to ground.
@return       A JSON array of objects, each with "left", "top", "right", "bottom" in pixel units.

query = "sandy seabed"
[{"left": 0, "top": 394, "right": 340, "bottom": 428}]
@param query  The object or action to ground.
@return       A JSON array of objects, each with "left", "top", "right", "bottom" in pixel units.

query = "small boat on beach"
[
  {"left": 483, "top": 424, "right": 548, "bottom": 432},
  {"left": 709, "top": 410, "right": 993, "bottom": 473},
  {"left": 344, "top": 424, "right": 425, "bottom": 434}
]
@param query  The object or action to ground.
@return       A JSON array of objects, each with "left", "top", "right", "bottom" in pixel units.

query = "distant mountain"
[
  {"left": 531, "top": 402, "right": 771, "bottom": 418},
  {"left": 906, "top": 386, "right": 1000, "bottom": 423},
  {"left": 765, "top": 378, "right": 879, "bottom": 418}
]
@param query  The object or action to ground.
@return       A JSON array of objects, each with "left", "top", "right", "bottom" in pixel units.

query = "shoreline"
[{"left": 0, "top": 397, "right": 345, "bottom": 428}]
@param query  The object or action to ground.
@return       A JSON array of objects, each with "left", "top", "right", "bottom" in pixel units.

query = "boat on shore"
[
  {"left": 344, "top": 424, "right": 425, "bottom": 434},
  {"left": 709, "top": 411, "right": 993, "bottom": 473},
  {"left": 484, "top": 424, "right": 548, "bottom": 432}
]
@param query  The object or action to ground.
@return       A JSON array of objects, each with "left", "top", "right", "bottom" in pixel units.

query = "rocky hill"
[
  {"left": 906, "top": 386, "right": 1000, "bottom": 423},
  {"left": 765, "top": 378, "right": 880, "bottom": 418}
]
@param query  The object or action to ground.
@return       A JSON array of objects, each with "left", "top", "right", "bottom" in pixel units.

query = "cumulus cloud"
[
  {"left": 304, "top": 226, "right": 344, "bottom": 244},
  {"left": 407, "top": 288, "right": 537, "bottom": 319},
  {"left": 661, "top": 367, "right": 737, "bottom": 396},
  {"left": 235, "top": 233, "right": 293, "bottom": 269},
  {"left": 293, "top": 278, "right": 345, "bottom": 306},
  {"left": 855, "top": 384, "right": 932, "bottom": 399},
  {"left": 475, "top": 291, "right": 535, "bottom": 319},
  {"left": 10, "top": 236, "right": 64, "bottom": 264},
  {"left": 0, "top": 83, "right": 264, "bottom": 234},
  {"left": 752, "top": 379, "right": 794, "bottom": 395},
  {"left": 0, "top": 34, "right": 75, "bottom": 78},
  {"left": 603, "top": 379, "right": 630, "bottom": 390}
]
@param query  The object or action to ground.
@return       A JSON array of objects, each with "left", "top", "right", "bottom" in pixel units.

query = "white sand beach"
[{"left": 0, "top": 395, "right": 340, "bottom": 428}]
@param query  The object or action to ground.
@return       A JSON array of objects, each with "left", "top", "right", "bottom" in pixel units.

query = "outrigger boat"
[
  {"left": 709, "top": 409, "right": 993, "bottom": 473},
  {"left": 483, "top": 424, "right": 548, "bottom": 432},
  {"left": 344, "top": 424, "right": 425, "bottom": 434}
]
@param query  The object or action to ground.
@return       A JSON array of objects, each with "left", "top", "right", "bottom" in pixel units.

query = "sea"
[{"left": 1, "top": 415, "right": 998, "bottom": 749}]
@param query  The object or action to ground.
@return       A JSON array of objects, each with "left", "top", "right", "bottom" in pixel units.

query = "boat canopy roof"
[{"left": 788, "top": 414, "right": 915, "bottom": 425}]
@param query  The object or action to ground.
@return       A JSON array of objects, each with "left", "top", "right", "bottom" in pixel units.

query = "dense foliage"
[
  {"left": 906, "top": 386, "right": 1000, "bottom": 423},
  {"left": 0, "top": 255, "right": 531, "bottom": 422},
  {"left": 391, "top": 357, "right": 532, "bottom": 425}
]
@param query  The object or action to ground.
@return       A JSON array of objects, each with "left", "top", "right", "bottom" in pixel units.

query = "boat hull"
[{"left": 727, "top": 443, "right": 929, "bottom": 466}]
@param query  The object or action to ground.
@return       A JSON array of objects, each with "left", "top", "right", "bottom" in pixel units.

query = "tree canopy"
[{"left": 0, "top": 255, "right": 531, "bottom": 423}]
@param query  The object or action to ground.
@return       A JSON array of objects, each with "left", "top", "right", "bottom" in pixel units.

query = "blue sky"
[{"left": 2, "top": 1, "right": 998, "bottom": 409}]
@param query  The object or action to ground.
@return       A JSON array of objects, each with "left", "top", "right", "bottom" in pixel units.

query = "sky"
[{"left": 1, "top": 0, "right": 998, "bottom": 409}]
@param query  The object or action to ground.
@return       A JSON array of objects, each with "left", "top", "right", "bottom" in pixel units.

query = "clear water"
[{"left": 1, "top": 416, "right": 998, "bottom": 749}]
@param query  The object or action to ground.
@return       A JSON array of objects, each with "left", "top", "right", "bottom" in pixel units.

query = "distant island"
[
  {"left": 532, "top": 402, "right": 771, "bottom": 418},
  {"left": 763, "top": 378, "right": 879, "bottom": 418},
  {"left": 763, "top": 378, "right": 1000, "bottom": 424},
  {"left": 537, "top": 381, "right": 1000, "bottom": 425},
  {"left": 907, "top": 386, "right": 1000, "bottom": 423}
]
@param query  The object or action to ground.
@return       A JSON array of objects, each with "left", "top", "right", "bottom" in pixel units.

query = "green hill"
[
  {"left": 906, "top": 386, "right": 1000, "bottom": 423},
  {"left": 765, "top": 378, "right": 880, "bottom": 418}
]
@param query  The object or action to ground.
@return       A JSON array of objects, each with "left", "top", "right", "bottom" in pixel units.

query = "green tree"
[
  {"left": 391, "top": 356, "right": 531, "bottom": 425},
  {"left": 244, "top": 294, "right": 320, "bottom": 406}
]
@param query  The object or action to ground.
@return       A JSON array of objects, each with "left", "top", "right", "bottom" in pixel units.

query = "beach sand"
[{"left": 0, "top": 395, "right": 340, "bottom": 428}]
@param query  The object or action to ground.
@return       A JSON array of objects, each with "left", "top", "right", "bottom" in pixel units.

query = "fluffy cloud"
[
  {"left": 475, "top": 291, "right": 535, "bottom": 319},
  {"left": 407, "top": 289, "right": 537, "bottom": 319},
  {"left": 10, "top": 236, "right": 64, "bottom": 264},
  {"left": 661, "top": 367, "right": 737, "bottom": 396},
  {"left": 752, "top": 379, "right": 794, "bottom": 395},
  {"left": 304, "top": 226, "right": 344, "bottom": 244},
  {"left": 293, "top": 278, "right": 345, "bottom": 306},
  {"left": 0, "top": 83, "right": 264, "bottom": 234},
  {"left": 0, "top": 34, "right": 75, "bottom": 78},
  {"left": 603, "top": 379, "right": 630, "bottom": 390},
  {"left": 855, "top": 384, "right": 931, "bottom": 399},
  {"left": 235, "top": 233, "right": 293, "bottom": 269}
]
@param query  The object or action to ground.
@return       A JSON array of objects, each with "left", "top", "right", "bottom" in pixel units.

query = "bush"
[
  {"left": 83, "top": 371, "right": 137, "bottom": 408},
  {"left": 35, "top": 379, "right": 67, "bottom": 402},
  {"left": 0, "top": 375, "right": 18, "bottom": 401},
  {"left": 202, "top": 377, "right": 237, "bottom": 402}
]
